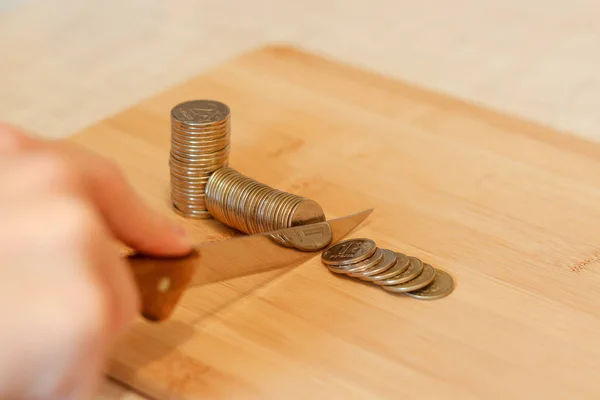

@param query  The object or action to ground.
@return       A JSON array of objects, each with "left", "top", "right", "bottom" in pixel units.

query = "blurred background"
[{"left": 2, "top": 0, "right": 599, "bottom": 142}]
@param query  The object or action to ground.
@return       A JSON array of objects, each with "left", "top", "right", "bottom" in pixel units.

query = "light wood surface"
[
  {"left": 3, "top": 0, "right": 600, "bottom": 143},
  {"left": 67, "top": 45, "right": 600, "bottom": 399}
]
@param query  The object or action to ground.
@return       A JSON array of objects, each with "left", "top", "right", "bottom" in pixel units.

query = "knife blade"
[{"left": 125, "top": 208, "right": 373, "bottom": 322}]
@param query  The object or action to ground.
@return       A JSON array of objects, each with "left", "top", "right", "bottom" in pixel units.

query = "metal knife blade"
[{"left": 125, "top": 208, "right": 373, "bottom": 322}]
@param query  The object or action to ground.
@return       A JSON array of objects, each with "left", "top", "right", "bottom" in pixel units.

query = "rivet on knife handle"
[{"left": 126, "top": 250, "right": 200, "bottom": 322}]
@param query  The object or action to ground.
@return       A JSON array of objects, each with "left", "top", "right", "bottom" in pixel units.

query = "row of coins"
[
  {"left": 205, "top": 166, "right": 327, "bottom": 234},
  {"left": 169, "top": 100, "right": 231, "bottom": 219},
  {"left": 321, "top": 238, "right": 454, "bottom": 299}
]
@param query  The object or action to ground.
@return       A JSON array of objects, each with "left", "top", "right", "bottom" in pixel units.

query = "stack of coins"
[
  {"left": 169, "top": 100, "right": 231, "bottom": 219},
  {"left": 205, "top": 166, "right": 326, "bottom": 234},
  {"left": 321, "top": 238, "right": 455, "bottom": 300}
]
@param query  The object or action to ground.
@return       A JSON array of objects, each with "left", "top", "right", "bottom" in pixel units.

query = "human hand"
[{"left": 0, "top": 124, "right": 193, "bottom": 399}]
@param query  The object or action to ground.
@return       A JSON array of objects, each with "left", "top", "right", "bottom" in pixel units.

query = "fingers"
[
  {"left": 0, "top": 151, "right": 139, "bottom": 335},
  {"left": 0, "top": 152, "right": 85, "bottom": 201},
  {"left": 92, "top": 225, "right": 140, "bottom": 338},
  {"left": 56, "top": 141, "right": 194, "bottom": 256},
  {"left": 0, "top": 195, "right": 129, "bottom": 398},
  {"left": 0, "top": 123, "right": 193, "bottom": 257}
]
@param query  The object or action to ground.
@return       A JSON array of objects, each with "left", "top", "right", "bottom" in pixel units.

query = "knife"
[{"left": 125, "top": 208, "right": 373, "bottom": 322}]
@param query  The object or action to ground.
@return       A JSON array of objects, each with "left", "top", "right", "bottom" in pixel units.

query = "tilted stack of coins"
[
  {"left": 169, "top": 100, "right": 231, "bottom": 219},
  {"left": 205, "top": 166, "right": 326, "bottom": 234},
  {"left": 321, "top": 238, "right": 455, "bottom": 300}
]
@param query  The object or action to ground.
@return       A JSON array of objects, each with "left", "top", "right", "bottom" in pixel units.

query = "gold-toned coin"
[
  {"left": 171, "top": 121, "right": 230, "bottom": 134},
  {"left": 381, "top": 263, "right": 436, "bottom": 293},
  {"left": 234, "top": 181, "right": 260, "bottom": 233},
  {"left": 170, "top": 139, "right": 229, "bottom": 154},
  {"left": 222, "top": 173, "right": 247, "bottom": 226},
  {"left": 171, "top": 100, "right": 230, "bottom": 126},
  {"left": 373, "top": 255, "right": 423, "bottom": 286},
  {"left": 289, "top": 199, "right": 326, "bottom": 226},
  {"left": 203, "top": 166, "right": 327, "bottom": 235},
  {"left": 271, "top": 222, "right": 333, "bottom": 251},
  {"left": 262, "top": 191, "right": 287, "bottom": 231},
  {"left": 321, "top": 238, "right": 377, "bottom": 266},
  {"left": 284, "top": 222, "right": 332, "bottom": 251},
  {"left": 361, "top": 252, "right": 410, "bottom": 282},
  {"left": 276, "top": 194, "right": 298, "bottom": 230},
  {"left": 327, "top": 248, "right": 384, "bottom": 274},
  {"left": 349, "top": 249, "right": 397, "bottom": 278},
  {"left": 405, "top": 269, "right": 455, "bottom": 300},
  {"left": 171, "top": 130, "right": 230, "bottom": 144},
  {"left": 245, "top": 186, "right": 271, "bottom": 234}
]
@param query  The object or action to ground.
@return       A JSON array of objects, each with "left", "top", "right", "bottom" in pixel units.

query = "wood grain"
[
  {"left": 69, "top": 45, "right": 600, "bottom": 399},
  {"left": 4, "top": 0, "right": 600, "bottom": 143}
]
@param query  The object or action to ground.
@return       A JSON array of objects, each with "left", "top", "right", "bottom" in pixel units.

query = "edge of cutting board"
[{"left": 72, "top": 43, "right": 600, "bottom": 160}]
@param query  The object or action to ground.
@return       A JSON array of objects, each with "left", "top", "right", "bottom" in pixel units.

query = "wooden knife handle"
[{"left": 124, "top": 250, "right": 200, "bottom": 322}]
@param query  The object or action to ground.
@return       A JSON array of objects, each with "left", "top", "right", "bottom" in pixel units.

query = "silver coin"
[
  {"left": 321, "top": 238, "right": 378, "bottom": 266},
  {"left": 170, "top": 181, "right": 212, "bottom": 191},
  {"left": 171, "top": 141, "right": 229, "bottom": 154},
  {"left": 405, "top": 268, "right": 455, "bottom": 300},
  {"left": 350, "top": 249, "right": 397, "bottom": 278},
  {"left": 373, "top": 255, "right": 423, "bottom": 286},
  {"left": 171, "top": 100, "right": 230, "bottom": 126},
  {"left": 381, "top": 263, "right": 436, "bottom": 293},
  {"left": 171, "top": 123, "right": 230, "bottom": 134},
  {"left": 289, "top": 199, "right": 326, "bottom": 227},
  {"left": 362, "top": 252, "right": 410, "bottom": 282},
  {"left": 327, "top": 248, "right": 384, "bottom": 275},
  {"left": 278, "top": 222, "right": 333, "bottom": 251}
]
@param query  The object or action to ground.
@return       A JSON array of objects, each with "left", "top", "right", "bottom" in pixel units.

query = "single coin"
[
  {"left": 171, "top": 100, "right": 230, "bottom": 125},
  {"left": 405, "top": 269, "right": 455, "bottom": 300},
  {"left": 289, "top": 199, "right": 326, "bottom": 227},
  {"left": 360, "top": 252, "right": 410, "bottom": 282},
  {"left": 327, "top": 248, "right": 383, "bottom": 275},
  {"left": 381, "top": 263, "right": 436, "bottom": 293},
  {"left": 279, "top": 222, "right": 333, "bottom": 251},
  {"left": 321, "top": 238, "right": 377, "bottom": 266},
  {"left": 350, "top": 249, "right": 397, "bottom": 278},
  {"left": 373, "top": 255, "right": 423, "bottom": 286}
]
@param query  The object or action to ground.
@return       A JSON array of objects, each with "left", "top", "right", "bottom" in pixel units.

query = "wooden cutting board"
[{"left": 69, "top": 45, "right": 600, "bottom": 399}]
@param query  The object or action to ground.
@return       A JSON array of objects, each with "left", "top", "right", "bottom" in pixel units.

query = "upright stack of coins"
[
  {"left": 169, "top": 100, "right": 231, "bottom": 219},
  {"left": 321, "top": 238, "right": 455, "bottom": 300},
  {"left": 205, "top": 166, "right": 326, "bottom": 234}
]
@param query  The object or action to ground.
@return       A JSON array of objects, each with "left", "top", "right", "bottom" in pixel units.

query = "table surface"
[
  {"left": 4, "top": 0, "right": 600, "bottom": 144},
  {"left": 3, "top": 0, "right": 600, "bottom": 398}
]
